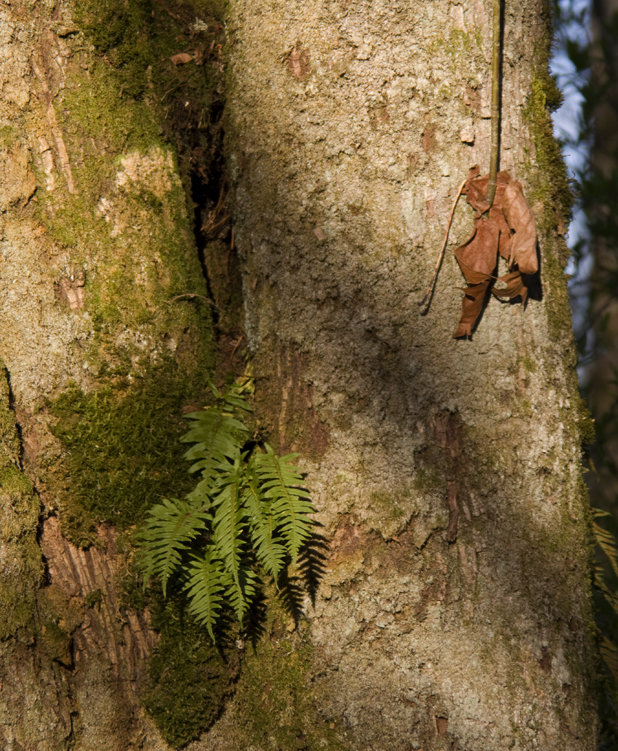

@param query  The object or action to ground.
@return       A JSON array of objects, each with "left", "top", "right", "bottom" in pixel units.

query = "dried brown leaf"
[
  {"left": 453, "top": 281, "right": 491, "bottom": 338},
  {"left": 452, "top": 167, "right": 538, "bottom": 337},
  {"left": 492, "top": 270, "right": 528, "bottom": 304},
  {"left": 502, "top": 180, "right": 538, "bottom": 274}
]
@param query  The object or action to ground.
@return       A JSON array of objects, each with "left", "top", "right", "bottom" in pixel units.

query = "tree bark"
[
  {"left": 209, "top": 0, "right": 600, "bottom": 749},
  {"left": 0, "top": 0, "right": 600, "bottom": 749},
  {"left": 0, "top": 1, "right": 215, "bottom": 748}
]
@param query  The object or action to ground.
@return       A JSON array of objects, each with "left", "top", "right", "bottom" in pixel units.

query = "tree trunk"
[
  {"left": 0, "top": 1, "right": 217, "bottom": 748},
  {"left": 0, "top": 0, "right": 600, "bottom": 749},
  {"left": 206, "top": 0, "right": 599, "bottom": 749}
]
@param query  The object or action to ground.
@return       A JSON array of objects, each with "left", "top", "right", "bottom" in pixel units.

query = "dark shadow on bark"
[{"left": 230, "top": 117, "right": 596, "bottom": 747}]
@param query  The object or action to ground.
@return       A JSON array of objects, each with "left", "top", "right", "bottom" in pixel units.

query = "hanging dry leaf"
[
  {"left": 453, "top": 166, "right": 538, "bottom": 338},
  {"left": 502, "top": 181, "right": 538, "bottom": 274}
]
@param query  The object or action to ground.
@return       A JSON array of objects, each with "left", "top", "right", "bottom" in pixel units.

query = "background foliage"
[{"left": 553, "top": 1, "right": 618, "bottom": 745}]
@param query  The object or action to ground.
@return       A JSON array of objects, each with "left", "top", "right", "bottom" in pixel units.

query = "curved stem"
[{"left": 419, "top": 178, "right": 467, "bottom": 313}]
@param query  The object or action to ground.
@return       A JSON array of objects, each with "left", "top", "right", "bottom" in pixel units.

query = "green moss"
[
  {"left": 523, "top": 69, "right": 572, "bottom": 235},
  {"left": 369, "top": 489, "right": 408, "bottom": 526},
  {"left": 31, "top": 6, "right": 219, "bottom": 345},
  {"left": 48, "top": 363, "right": 210, "bottom": 546},
  {"left": 0, "top": 124, "right": 19, "bottom": 148},
  {"left": 32, "top": 0, "right": 225, "bottom": 333},
  {"left": 229, "top": 625, "right": 352, "bottom": 750},
  {"left": 142, "top": 593, "right": 240, "bottom": 748},
  {"left": 520, "top": 32, "right": 579, "bottom": 357},
  {"left": 413, "top": 466, "right": 442, "bottom": 493},
  {"left": 69, "top": 0, "right": 223, "bottom": 167},
  {"left": 521, "top": 10, "right": 572, "bottom": 241},
  {"left": 0, "top": 541, "right": 42, "bottom": 641},
  {"left": 0, "top": 384, "right": 21, "bottom": 468},
  {"left": 37, "top": 585, "right": 85, "bottom": 665},
  {"left": 0, "top": 366, "right": 42, "bottom": 640},
  {"left": 85, "top": 589, "right": 103, "bottom": 609}
]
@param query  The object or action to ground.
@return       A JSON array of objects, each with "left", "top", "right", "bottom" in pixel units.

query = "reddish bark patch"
[
  {"left": 433, "top": 410, "right": 465, "bottom": 543},
  {"left": 286, "top": 42, "right": 311, "bottom": 79},
  {"left": 40, "top": 516, "right": 155, "bottom": 682},
  {"left": 257, "top": 343, "right": 330, "bottom": 460},
  {"left": 329, "top": 518, "right": 371, "bottom": 557},
  {"left": 436, "top": 716, "right": 448, "bottom": 735},
  {"left": 422, "top": 123, "right": 437, "bottom": 153}
]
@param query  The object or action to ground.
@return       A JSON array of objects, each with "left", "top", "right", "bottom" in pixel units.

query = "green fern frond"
[
  {"left": 221, "top": 565, "right": 259, "bottom": 624},
  {"left": 594, "top": 510, "right": 618, "bottom": 580},
  {"left": 244, "top": 458, "right": 286, "bottom": 579},
  {"left": 222, "top": 384, "right": 253, "bottom": 415},
  {"left": 185, "top": 476, "right": 214, "bottom": 505},
  {"left": 137, "top": 379, "right": 320, "bottom": 642},
  {"left": 211, "top": 453, "right": 248, "bottom": 588},
  {"left": 183, "top": 552, "right": 226, "bottom": 640},
  {"left": 253, "top": 445, "right": 315, "bottom": 562},
  {"left": 182, "top": 409, "right": 250, "bottom": 479},
  {"left": 139, "top": 497, "right": 210, "bottom": 596}
]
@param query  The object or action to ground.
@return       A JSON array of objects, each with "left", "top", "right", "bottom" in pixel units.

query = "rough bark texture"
[
  {"left": 205, "top": 0, "right": 600, "bottom": 749},
  {"left": 0, "top": 0, "right": 600, "bottom": 749},
  {"left": 0, "top": 1, "right": 215, "bottom": 748}
]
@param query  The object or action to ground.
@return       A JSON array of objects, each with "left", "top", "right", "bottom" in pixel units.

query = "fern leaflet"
[
  {"left": 253, "top": 445, "right": 315, "bottom": 562},
  {"left": 245, "top": 456, "right": 286, "bottom": 579},
  {"left": 184, "top": 552, "right": 226, "bottom": 641},
  {"left": 211, "top": 453, "right": 247, "bottom": 590},
  {"left": 138, "top": 497, "right": 210, "bottom": 597}
]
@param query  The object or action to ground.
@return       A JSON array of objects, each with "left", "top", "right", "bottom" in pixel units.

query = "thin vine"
[{"left": 487, "top": 0, "right": 503, "bottom": 207}]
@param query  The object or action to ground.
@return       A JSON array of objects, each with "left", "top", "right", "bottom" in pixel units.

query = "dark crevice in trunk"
[
  {"left": 185, "top": 121, "right": 245, "bottom": 375},
  {"left": 190, "top": 169, "right": 222, "bottom": 329},
  {"left": 3, "top": 366, "right": 25, "bottom": 470},
  {"left": 155, "top": 7, "right": 245, "bottom": 375}
]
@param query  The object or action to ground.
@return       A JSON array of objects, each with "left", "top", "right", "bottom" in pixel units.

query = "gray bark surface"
[
  {"left": 0, "top": 0, "right": 599, "bottom": 749},
  {"left": 214, "top": 0, "right": 600, "bottom": 748}
]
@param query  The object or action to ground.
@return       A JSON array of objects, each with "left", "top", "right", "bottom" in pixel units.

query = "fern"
[
  {"left": 252, "top": 446, "right": 315, "bottom": 562},
  {"left": 243, "top": 461, "right": 286, "bottom": 579},
  {"left": 592, "top": 506, "right": 618, "bottom": 723},
  {"left": 183, "top": 552, "right": 226, "bottom": 640},
  {"left": 138, "top": 379, "right": 321, "bottom": 640},
  {"left": 138, "top": 497, "right": 210, "bottom": 597},
  {"left": 211, "top": 453, "right": 247, "bottom": 591}
]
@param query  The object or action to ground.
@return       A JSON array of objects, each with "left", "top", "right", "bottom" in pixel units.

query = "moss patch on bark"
[
  {"left": 220, "top": 620, "right": 352, "bottom": 751},
  {"left": 0, "top": 366, "right": 42, "bottom": 640},
  {"left": 47, "top": 363, "right": 210, "bottom": 546},
  {"left": 142, "top": 593, "right": 240, "bottom": 748}
]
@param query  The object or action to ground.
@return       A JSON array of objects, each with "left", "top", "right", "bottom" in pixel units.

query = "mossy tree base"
[{"left": 0, "top": 0, "right": 236, "bottom": 747}]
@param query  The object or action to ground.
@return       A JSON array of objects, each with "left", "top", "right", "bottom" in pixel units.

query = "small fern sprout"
[{"left": 137, "top": 380, "right": 322, "bottom": 641}]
